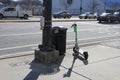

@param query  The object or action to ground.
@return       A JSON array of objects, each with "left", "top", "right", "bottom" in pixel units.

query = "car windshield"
[
  {"left": 94, "top": 13, "right": 98, "bottom": 16},
  {"left": 113, "top": 12, "right": 120, "bottom": 16},
  {"left": 54, "top": 11, "right": 67, "bottom": 14},
  {"left": 81, "top": 14, "right": 86, "bottom": 16},
  {"left": 84, "top": 12, "right": 90, "bottom": 14},
  {"left": 0, "top": 7, "right": 8, "bottom": 11},
  {"left": 0, "top": 8, "right": 4, "bottom": 11},
  {"left": 100, "top": 13, "right": 110, "bottom": 16}
]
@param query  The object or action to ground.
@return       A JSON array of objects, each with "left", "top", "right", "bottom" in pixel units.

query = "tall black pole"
[
  {"left": 41, "top": 0, "right": 52, "bottom": 51},
  {"left": 80, "top": 0, "right": 82, "bottom": 14},
  {"left": 35, "top": 0, "right": 60, "bottom": 64}
]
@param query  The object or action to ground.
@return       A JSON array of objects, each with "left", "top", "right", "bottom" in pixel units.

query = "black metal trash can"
[{"left": 52, "top": 26, "right": 67, "bottom": 55}]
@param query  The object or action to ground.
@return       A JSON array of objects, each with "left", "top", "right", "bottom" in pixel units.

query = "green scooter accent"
[
  {"left": 73, "top": 24, "right": 78, "bottom": 43},
  {"left": 71, "top": 23, "right": 88, "bottom": 60}
]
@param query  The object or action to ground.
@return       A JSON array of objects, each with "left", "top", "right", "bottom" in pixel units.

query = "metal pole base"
[{"left": 34, "top": 49, "right": 60, "bottom": 64}]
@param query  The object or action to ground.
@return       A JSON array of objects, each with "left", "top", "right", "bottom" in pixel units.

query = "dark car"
[
  {"left": 109, "top": 12, "right": 120, "bottom": 23},
  {"left": 97, "top": 12, "right": 112, "bottom": 23},
  {"left": 53, "top": 11, "right": 72, "bottom": 18}
]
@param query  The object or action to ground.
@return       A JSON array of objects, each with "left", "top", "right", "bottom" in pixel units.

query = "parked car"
[
  {"left": 109, "top": 12, "right": 120, "bottom": 23},
  {"left": 53, "top": 11, "right": 72, "bottom": 18},
  {"left": 88, "top": 12, "right": 99, "bottom": 19},
  {"left": 79, "top": 12, "right": 90, "bottom": 19},
  {"left": 0, "top": 7, "right": 32, "bottom": 19},
  {"left": 97, "top": 12, "right": 112, "bottom": 23}
]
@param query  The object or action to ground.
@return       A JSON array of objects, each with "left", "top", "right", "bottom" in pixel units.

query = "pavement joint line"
[
  {"left": 89, "top": 55, "right": 120, "bottom": 65},
  {"left": 61, "top": 55, "right": 120, "bottom": 80},
  {"left": 59, "top": 63, "right": 92, "bottom": 80},
  {"left": 67, "top": 38, "right": 120, "bottom": 50},
  {"left": 70, "top": 70, "right": 92, "bottom": 80},
  {"left": 61, "top": 65, "right": 92, "bottom": 80},
  {"left": 71, "top": 55, "right": 120, "bottom": 68}
]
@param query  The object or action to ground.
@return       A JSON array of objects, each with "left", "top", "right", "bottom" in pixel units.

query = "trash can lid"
[
  {"left": 53, "top": 26, "right": 67, "bottom": 30},
  {"left": 53, "top": 26, "right": 64, "bottom": 28}
]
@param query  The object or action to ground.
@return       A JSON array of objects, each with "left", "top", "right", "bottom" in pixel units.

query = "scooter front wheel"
[
  {"left": 73, "top": 47, "right": 78, "bottom": 53},
  {"left": 83, "top": 52, "right": 88, "bottom": 60}
]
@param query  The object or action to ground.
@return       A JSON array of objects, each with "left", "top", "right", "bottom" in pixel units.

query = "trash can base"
[{"left": 34, "top": 49, "right": 60, "bottom": 64}]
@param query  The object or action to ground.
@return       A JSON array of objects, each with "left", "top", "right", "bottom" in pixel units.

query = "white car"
[
  {"left": 88, "top": 13, "right": 99, "bottom": 19},
  {"left": 79, "top": 12, "right": 90, "bottom": 19},
  {"left": 0, "top": 7, "right": 32, "bottom": 19}
]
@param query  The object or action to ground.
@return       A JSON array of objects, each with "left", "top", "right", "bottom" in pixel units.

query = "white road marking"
[
  {"left": 0, "top": 32, "right": 42, "bottom": 37},
  {"left": 67, "top": 34, "right": 120, "bottom": 42},
  {"left": 0, "top": 44, "right": 38, "bottom": 51},
  {"left": 31, "top": 46, "right": 38, "bottom": 50},
  {"left": 0, "top": 27, "right": 119, "bottom": 37},
  {"left": 0, "top": 35, "right": 119, "bottom": 51}
]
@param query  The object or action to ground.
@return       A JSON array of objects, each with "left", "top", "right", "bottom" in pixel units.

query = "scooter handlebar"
[{"left": 71, "top": 23, "right": 77, "bottom": 28}]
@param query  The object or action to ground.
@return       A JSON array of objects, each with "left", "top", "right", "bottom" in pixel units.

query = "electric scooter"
[{"left": 71, "top": 23, "right": 88, "bottom": 60}]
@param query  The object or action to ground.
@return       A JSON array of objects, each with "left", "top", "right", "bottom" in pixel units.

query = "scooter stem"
[{"left": 71, "top": 23, "right": 78, "bottom": 43}]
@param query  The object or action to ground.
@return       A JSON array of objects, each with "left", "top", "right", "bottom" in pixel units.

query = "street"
[{"left": 0, "top": 21, "right": 120, "bottom": 56}]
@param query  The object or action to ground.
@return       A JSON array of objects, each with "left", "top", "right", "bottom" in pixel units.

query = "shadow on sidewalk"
[
  {"left": 63, "top": 54, "right": 89, "bottom": 78},
  {"left": 24, "top": 55, "right": 64, "bottom": 80}
]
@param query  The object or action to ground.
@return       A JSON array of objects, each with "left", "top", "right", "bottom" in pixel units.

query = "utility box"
[{"left": 52, "top": 26, "right": 67, "bottom": 55}]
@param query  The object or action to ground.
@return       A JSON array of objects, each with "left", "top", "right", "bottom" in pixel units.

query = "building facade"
[{"left": 52, "top": 0, "right": 120, "bottom": 15}]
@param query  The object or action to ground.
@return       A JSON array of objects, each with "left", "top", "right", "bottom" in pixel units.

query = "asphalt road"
[{"left": 0, "top": 21, "right": 120, "bottom": 55}]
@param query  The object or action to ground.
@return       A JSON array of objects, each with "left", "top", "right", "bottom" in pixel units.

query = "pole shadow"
[
  {"left": 24, "top": 55, "right": 64, "bottom": 80},
  {"left": 63, "top": 54, "right": 88, "bottom": 77}
]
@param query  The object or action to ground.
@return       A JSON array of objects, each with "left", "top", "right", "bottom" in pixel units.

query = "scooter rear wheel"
[{"left": 73, "top": 53, "right": 79, "bottom": 56}]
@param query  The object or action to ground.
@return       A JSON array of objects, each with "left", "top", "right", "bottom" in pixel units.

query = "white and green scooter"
[{"left": 71, "top": 23, "right": 88, "bottom": 60}]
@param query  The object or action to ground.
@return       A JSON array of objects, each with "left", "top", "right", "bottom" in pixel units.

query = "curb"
[
  {"left": 0, "top": 51, "right": 33, "bottom": 60},
  {"left": 0, "top": 19, "right": 97, "bottom": 23},
  {"left": 0, "top": 42, "right": 97, "bottom": 60},
  {"left": 0, "top": 38, "right": 119, "bottom": 60},
  {"left": 53, "top": 19, "right": 96, "bottom": 22}
]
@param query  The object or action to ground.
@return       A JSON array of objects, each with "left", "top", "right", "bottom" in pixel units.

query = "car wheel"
[
  {"left": 20, "top": 17, "right": 23, "bottom": 19},
  {"left": 64, "top": 16, "right": 66, "bottom": 18},
  {"left": 99, "top": 20, "right": 101, "bottom": 23},
  {"left": 107, "top": 20, "right": 111, "bottom": 23},
  {"left": 79, "top": 17, "right": 82, "bottom": 19},
  {"left": 58, "top": 16, "right": 61, "bottom": 18},
  {"left": 24, "top": 14, "right": 28, "bottom": 19},
  {"left": 53, "top": 16, "right": 56, "bottom": 18},
  {"left": 85, "top": 16, "right": 87, "bottom": 19},
  {"left": 0, "top": 14, "right": 3, "bottom": 19},
  {"left": 68, "top": 16, "right": 71, "bottom": 18},
  {"left": 94, "top": 16, "right": 96, "bottom": 19}
]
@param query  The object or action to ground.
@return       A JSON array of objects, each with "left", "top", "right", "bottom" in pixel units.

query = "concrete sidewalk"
[{"left": 0, "top": 41, "right": 120, "bottom": 80}]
